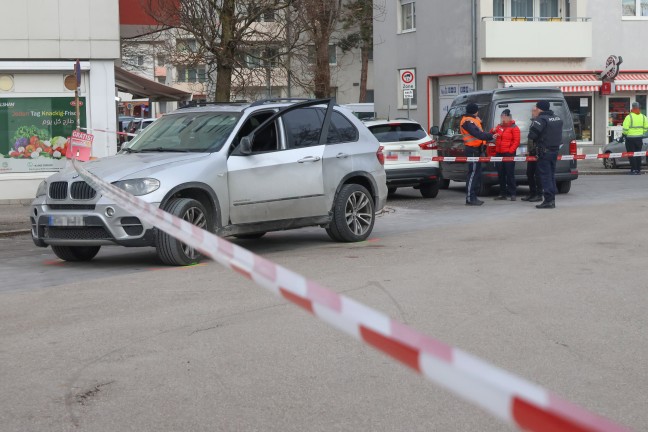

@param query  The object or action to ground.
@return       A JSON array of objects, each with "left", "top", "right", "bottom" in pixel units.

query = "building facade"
[
  {"left": 374, "top": 0, "right": 648, "bottom": 149},
  {"left": 0, "top": 0, "right": 120, "bottom": 201}
]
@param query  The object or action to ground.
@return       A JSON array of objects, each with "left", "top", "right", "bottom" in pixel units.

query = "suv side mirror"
[
  {"left": 239, "top": 135, "right": 253, "bottom": 155},
  {"left": 429, "top": 126, "right": 440, "bottom": 136}
]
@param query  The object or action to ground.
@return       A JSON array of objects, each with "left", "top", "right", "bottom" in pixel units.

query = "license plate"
[{"left": 48, "top": 215, "right": 85, "bottom": 226}]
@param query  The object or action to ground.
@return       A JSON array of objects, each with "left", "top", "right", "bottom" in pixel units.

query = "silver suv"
[{"left": 30, "top": 99, "right": 388, "bottom": 265}]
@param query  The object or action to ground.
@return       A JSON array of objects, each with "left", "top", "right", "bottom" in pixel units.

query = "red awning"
[
  {"left": 499, "top": 74, "right": 601, "bottom": 93},
  {"left": 614, "top": 73, "right": 648, "bottom": 91}
]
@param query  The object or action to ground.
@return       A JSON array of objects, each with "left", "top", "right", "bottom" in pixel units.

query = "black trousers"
[
  {"left": 625, "top": 137, "right": 643, "bottom": 172},
  {"left": 496, "top": 152, "right": 516, "bottom": 197},
  {"left": 537, "top": 150, "right": 558, "bottom": 202},
  {"left": 526, "top": 160, "right": 542, "bottom": 196}
]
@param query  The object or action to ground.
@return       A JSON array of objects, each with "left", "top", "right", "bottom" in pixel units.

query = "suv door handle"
[
  {"left": 297, "top": 156, "right": 321, "bottom": 163},
  {"left": 336, "top": 153, "right": 349, "bottom": 159}
]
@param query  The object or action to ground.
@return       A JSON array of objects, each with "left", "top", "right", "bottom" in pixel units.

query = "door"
[
  {"left": 438, "top": 107, "right": 468, "bottom": 180},
  {"left": 227, "top": 107, "right": 328, "bottom": 224}
]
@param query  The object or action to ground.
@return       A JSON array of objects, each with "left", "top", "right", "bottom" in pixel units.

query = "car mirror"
[
  {"left": 239, "top": 135, "right": 253, "bottom": 155},
  {"left": 429, "top": 126, "right": 440, "bottom": 136}
]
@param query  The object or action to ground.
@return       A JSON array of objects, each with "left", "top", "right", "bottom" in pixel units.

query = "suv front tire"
[{"left": 156, "top": 198, "right": 210, "bottom": 266}]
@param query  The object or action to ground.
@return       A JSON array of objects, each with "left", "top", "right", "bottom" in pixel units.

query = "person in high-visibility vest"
[
  {"left": 622, "top": 102, "right": 648, "bottom": 175},
  {"left": 460, "top": 103, "right": 495, "bottom": 206}
]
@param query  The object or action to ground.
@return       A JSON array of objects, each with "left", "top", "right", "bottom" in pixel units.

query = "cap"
[
  {"left": 536, "top": 100, "right": 550, "bottom": 111},
  {"left": 501, "top": 109, "right": 511, "bottom": 116},
  {"left": 466, "top": 103, "right": 479, "bottom": 115},
  {"left": 632, "top": 102, "right": 641, "bottom": 108}
]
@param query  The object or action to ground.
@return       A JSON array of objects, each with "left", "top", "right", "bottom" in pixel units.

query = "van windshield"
[
  {"left": 125, "top": 112, "right": 241, "bottom": 153},
  {"left": 493, "top": 101, "right": 570, "bottom": 145}
]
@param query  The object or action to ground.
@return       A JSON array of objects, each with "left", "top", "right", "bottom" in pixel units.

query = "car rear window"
[{"left": 368, "top": 123, "right": 427, "bottom": 143}]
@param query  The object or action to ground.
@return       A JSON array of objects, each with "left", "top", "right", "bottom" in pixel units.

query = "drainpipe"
[{"left": 471, "top": 0, "right": 478, "bottom": 90}]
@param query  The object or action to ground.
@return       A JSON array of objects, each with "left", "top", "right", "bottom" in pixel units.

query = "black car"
[{"left": 430, "top": 88, "right": 579, "bottom": 195}]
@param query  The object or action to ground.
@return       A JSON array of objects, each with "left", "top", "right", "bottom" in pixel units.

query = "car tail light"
[
  {"left": 376, "top": 146, "right": 385, "bottom": 165},
  {"left": 486, "top": 143, "right": 497, "bottom": 157},
  {"left": 569, "top": 140, "right": 577, "bottom": 155},
  {"left": 419, "top": 140, "right": 438, "bottom": 150}
]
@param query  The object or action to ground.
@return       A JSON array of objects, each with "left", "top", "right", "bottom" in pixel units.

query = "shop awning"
[
  {"left": 614, "top": 73, "right": 648, "bottom": 91},
  {"left": 114, "top": 66, "right": 192, "bottom": 102},
  {"left": 499, "top": 74, "right": 602, "bottom": 92}
]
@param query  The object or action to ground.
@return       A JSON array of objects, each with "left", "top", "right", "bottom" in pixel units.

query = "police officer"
[
  {"left": 460, "top": 103, "right": 495, "bottom": 206},
  {"left": 528, "top": 100, "right": 562, "bottom": 209},
  {"left": 520, "top": 138, "right": 543, "bottom": 202},
  {"left": 622, "top": 102, "right": 648, "bottom": 175}
]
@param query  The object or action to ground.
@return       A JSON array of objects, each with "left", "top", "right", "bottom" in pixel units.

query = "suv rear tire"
[
  {"left": 557, "top": 181, "right": 571, "bottom": 194},
  {"left": 419, "top": 181, "right": 440, "bottom": 198},
  {"left": 326, "top": 184, "right": 375, "bottom": 242},
  {"left": 156, "top": 198, "right": 210, "bottom": 266},
  {"left": 51, "top": 245, "right": 101, "bottom": 262}
]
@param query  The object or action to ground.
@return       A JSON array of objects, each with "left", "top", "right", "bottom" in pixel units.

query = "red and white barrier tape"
[
  {"left": 80, "top": 127, "right": 137, "bottom": 137},
  {"left": 71, "top": 159, "right": 631, "bottom": 432},
  {"left": 433, "top": 152, "right": 647, "bottom": 163}
]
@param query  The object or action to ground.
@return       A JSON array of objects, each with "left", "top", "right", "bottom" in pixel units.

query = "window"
[
  {"left": 282, "top": 108, "right": 324, "bottom": 148},
  {"left": 177, "top": 66, "right": 207, "bottom": 83},
  {"left": 565, "top": 96, "right": 593, "bottom": 142},
  {"left": 365, "top": 90, "right": 375, "bottom": 103},
  {"left": 623, "top": 0, "right": 648, "bottom": 17},
  {"left": 177, "top": 39, "right": 197, "bottom": 53},
  {"left": 512, "top": 0, "right": 533, "bottom": 18},
  {"left": 327, "top": 111, "right": 359, "bottom": 144},
  {"left": 244, "top": 48, "right": 279, "bottom": 68},
  {"left": 493, "top": 0, "right": 561, "bottom": 19},
  {"left": 156, "top": 54, "right": 166, "bottom": 66},
  {"left": 368, "top": 123, "right": 427, "bottom": 143},
  {"left": 400, "top": 0, "right": 416, "bottom": 32},
  {"left": 136, "top": 56, "right": 145, "bottom": 66},
  {"left": 307, "top": 45, "right": 337, "bottom": 65},
  {"left": 262, "top": 11, "right": 275, "bottom": 22}
]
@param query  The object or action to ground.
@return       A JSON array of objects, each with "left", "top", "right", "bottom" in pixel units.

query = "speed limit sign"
[{"left": 400, "top": 69, "right": 416, "bottom": 90}]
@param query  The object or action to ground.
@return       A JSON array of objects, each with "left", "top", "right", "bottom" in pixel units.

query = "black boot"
[
  {"left": 536, "top": 201, "right": 555, "bottom": 209},
  {"left": 521, "top": 195, "right": 533, "bottom": 201},
  {"left": 528, "top": 195, "right": 543, "bottom": 202}
]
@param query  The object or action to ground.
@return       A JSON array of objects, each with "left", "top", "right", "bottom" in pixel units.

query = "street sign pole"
[
  {"left": 74, "top": 59, "right": 81, "bottom": 131},
  {"left": 407, "top": 97, "right": 410, "bottom": 120}
]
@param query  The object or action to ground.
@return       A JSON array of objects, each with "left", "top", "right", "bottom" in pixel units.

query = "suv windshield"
[
  {"left": 368, "top": 123, "right": 427, "bottom": 142},
  {"left": 126, "top": 112, "right": 241, "bottom": 152},
  {"left": 493, "top": 101, "right": 570, "bottom": 145}
]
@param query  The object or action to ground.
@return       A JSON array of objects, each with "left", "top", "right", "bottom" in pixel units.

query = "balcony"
[{"left": 480, "top": 17, "right": 592, "bottom": 59}]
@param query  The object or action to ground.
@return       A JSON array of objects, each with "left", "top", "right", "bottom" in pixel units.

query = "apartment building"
[{"left": 374, "top": 0, "right": 648, "bottom": 149}]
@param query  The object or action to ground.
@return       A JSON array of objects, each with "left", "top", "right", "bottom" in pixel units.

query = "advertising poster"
[{"left": 0, "top": 97, "right": 86, "bottom": 174}]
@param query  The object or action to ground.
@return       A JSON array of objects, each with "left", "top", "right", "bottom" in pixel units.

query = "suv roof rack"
[
  {"left": 249, "top": 98, "right": 319, "bottom": 107},
  {"left": 178, "top": 100, "right": 249, "bottom": 109}
]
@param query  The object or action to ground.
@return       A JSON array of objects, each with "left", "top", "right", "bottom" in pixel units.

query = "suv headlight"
[
  {"left": 112, "top": 178, "right": 160, "bottom": 196},
  {"left": 35, "top": 181, "right": 47, "bottom": 198}
]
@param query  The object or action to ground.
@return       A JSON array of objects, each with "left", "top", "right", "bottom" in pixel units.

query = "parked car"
[
  {"left": 601, "top": 135, "right": 648, "bottom": 169},
  {"left": 117, "top": 115, "right": 134, "bottom": 150},
  {"left": 430, "top": 87, "right": 579, "bottom": 195},
  {"left": 30, "top": 99, "right": 388, "bottom": 265},
  {"left": 365, "top": 119, "right": 440, "bottom": 198},
  {"left": 127, "top": 117, "right": 156, "bottom": 136},
  {"left": 342, "top": 103, "right": 376, "bottom": 120}
]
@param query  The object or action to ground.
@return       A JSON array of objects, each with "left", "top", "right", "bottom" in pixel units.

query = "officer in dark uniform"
[{"left": 528, "top": 100, "right": 563, "bottom": 209}]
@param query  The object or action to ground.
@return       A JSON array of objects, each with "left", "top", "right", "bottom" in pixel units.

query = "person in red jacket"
[{"left": 491, "top": 109, "right": 521, "bottom": 200}]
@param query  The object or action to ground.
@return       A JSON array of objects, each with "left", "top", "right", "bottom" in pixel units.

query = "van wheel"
[
  {"left": 326, "top": 184, "right": 375, "bottom": 242},
  {"left": 51, "top": 245, "right": 101, "bottom": 262},
  {"left": 156, "top": 198, "right": 209, "bottom": 266},
  {"left": 439, "top": 174, "right": 450, "bottom": 190},
  {"left": 477, "top": 183, "right": 492, "bottom": 197},
  {"left": 557, "top": 181, "right": 571, "bottom": 194},
  {"left": 420, "top": 181, "right": 440, "bottom": 198}
]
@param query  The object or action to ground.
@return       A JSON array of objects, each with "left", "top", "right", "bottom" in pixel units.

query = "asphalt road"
[{"left": 1, "top": 176, "right": 647, "bottom": 431}]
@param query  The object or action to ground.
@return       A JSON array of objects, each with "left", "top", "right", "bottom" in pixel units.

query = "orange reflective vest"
[{"left": 460, "top": 116, "right": 485, "bottom": 147}]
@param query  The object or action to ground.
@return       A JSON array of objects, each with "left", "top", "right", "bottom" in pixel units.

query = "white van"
[{"left": 341, "top": 103, "right": 375, "bottom": 120}]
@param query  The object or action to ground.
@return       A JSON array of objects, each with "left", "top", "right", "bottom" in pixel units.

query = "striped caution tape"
[
  {"left": 71, "top": 159, "right": 631, "bottom": 432},
  {"left": 433, "top": 152, "right": 647, "bottom": 163}
]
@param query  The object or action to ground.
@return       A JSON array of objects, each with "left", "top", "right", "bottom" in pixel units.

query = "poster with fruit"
[{"left": 0, "top": 97, "right": 86, "bottom": 173}]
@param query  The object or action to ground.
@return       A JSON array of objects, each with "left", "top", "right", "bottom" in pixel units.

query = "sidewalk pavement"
[{"left": 0, "top": 158, "right": 634, "bottom": 236}]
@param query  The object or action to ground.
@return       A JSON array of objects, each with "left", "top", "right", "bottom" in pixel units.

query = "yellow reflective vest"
[{"left": 622, "top": 112, "right": 648, "bottom": 137}]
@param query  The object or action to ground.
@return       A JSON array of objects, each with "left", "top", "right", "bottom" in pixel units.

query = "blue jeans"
[
  {"left": 537, "top": 149, "right": 558, "bottom": 202},
  {"left": 465, "top": 146, "right": 482, "bottom": 202}
]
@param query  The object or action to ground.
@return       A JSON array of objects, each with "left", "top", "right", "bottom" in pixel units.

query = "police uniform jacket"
[{"left": 528, "top": 110, "right": 563, "bottom": 151}]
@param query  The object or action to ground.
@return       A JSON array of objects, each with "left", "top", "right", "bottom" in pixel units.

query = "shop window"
[
  {"left": 608, "top": 97, "right": 630, "bottom": 126},
  {"left": 636, "top": 95, "right": 647, "bottom": 114},
  {"left": 565, "top": 96, "right": 592, "bottom": 142}
]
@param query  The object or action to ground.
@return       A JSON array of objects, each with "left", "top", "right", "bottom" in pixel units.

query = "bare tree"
[
  {"left": 291, "top": 0, "right": 343, "bottom": 98},
  {"left": 339, "top": 0, "right": 373, "bottom": 102},
  {"left": 141, "top": 0, "right": 293, "bottom": 101}
]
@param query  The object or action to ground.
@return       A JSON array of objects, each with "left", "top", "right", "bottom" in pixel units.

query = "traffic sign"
[
  {"left": 400, "top": 69, "right": 416, "bottom": 90},
  {"left": 403, "top": 89, "right": 414, "bottom": 99}
]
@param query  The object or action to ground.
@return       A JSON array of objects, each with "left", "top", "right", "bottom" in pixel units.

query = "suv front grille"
[
  {"left": 49, "top": 182, "right": 68, "bottom": 200},
  {"left": 70, "top": 181, "right": 97, "bottom": 200},
  {"left": 48, "top": 204, "right": 96, "bottom": 210},
  {"left": 45, "top": 227, "right": 111, "bottom": 240}
]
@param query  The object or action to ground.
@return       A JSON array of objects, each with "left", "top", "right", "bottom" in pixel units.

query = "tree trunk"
[
  {"left": 214, "top": 0, "right": 235, "bottom": 101},
  {"left": 359, "top": 44, "right": 369, "bottom": 102},
  {"left": 313, "top": 35, "right": 331, "bottom": 98}
]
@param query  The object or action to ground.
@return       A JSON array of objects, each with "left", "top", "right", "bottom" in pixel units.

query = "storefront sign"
[
  {"left": 0, "top": 97, "right": 86, "bottom": 173},
  {"left": 440, "top": 84, "right": 458, "bottom": 96},
  {"left": 69, "top": 130, "right": 94, "bottom": 162}
]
